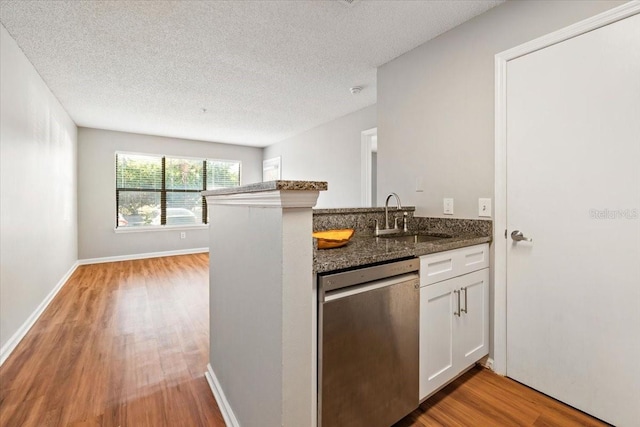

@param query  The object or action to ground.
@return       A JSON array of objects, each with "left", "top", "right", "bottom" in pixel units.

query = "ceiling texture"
[{"left": 0, "top": 0, "right": 503, "bottom": 147}]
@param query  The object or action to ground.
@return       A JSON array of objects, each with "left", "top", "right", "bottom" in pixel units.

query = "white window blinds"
[{"left": 116, "top": 153, "right": 240, "bottom": 228}]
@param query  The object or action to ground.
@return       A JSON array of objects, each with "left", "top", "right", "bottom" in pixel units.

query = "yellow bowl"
[{"left": 313, "top": 229, "right": 355, "bottom": 249}]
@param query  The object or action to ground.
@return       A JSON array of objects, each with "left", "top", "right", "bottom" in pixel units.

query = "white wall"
[
  {"left": 0, "top": 25, "right": 78, "bottom": 354},
  {"left": 377, "top": 0, "right": 626, "bottom": 218},
  {"left": 264, "top": 105, "right": 376, "bottom": 208},
  {"left": 77, "top": 128, "right": 263, "bottom": 260},
  {"left": 205, "top": 192, "right": 318, "bottom": 427}
]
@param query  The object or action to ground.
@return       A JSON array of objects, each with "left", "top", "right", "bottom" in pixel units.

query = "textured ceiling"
[{"left": 0, "top": 0, "right": 503, "bottom": 147}]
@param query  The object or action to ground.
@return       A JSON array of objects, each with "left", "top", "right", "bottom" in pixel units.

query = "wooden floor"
[
  {"left": 1, "top": 254, "right": 608, "bottom": 427},
  {"left": 395, "top": 366, "right": 609, "bottom": 427},
  {"left": 0, "top": 254, "right": 224, "bottom": 427}
]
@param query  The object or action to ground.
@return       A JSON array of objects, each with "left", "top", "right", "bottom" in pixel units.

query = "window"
[{"left": 116, "top": 153, "right": 240, "bottom": 228}]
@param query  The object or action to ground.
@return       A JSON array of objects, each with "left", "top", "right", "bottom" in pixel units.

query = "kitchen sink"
[{"left": 378, "top": 233, "right": 452, "bottom": 243}]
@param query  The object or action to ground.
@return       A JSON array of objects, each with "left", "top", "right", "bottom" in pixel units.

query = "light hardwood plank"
[
  {"left": 395, "top": 366, "right": 610, "bottom": 427},
  {"left": 0, "top": 254, "right": 224, "bottom": 427}
]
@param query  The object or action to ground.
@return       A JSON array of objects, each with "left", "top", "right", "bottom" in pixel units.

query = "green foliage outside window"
[{"left": 116, "top": 153, "right": 240, "bottom": 228}]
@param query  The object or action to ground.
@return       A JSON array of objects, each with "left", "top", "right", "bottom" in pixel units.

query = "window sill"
[{"left": 114, "top": 224, "right": 210, "bottom": 233}]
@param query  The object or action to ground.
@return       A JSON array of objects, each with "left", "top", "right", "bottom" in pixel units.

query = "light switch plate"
[
  {"left": 443, "top": 198, "right": 454, "bottom": 215},
  {"left": 479, "top": 198, "right": 492, "bottom": 217},
  {"left": 415, "top": 176, "right": 424, "bottom": 192}
]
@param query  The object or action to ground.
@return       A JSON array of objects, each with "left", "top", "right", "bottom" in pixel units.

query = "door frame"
[
  {"left": 361, "top": 127, "right": 377, "bottom": 207},
  {"left": 492, "top": 1, "right": 640, "bottom": 376}
]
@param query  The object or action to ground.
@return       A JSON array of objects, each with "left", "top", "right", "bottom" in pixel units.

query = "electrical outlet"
[
  {"left": 180, "top": 232, "right": 186, "bottom": 239},
  {"left": 479, "top": 198, "right": 492, "bottom": 217},
  {"left": 443, "top": 198, "right": 454, "bottom": 215}
]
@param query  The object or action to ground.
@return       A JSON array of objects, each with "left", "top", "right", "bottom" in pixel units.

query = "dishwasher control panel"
[{"left": 319, "top": 258, "right": 419, "bottom": 292}]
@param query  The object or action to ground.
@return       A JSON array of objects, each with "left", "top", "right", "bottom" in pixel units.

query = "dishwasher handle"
[
  {"left": 323, "top": 273, "right": 419, "bottom": 303},
  {"left": 319, "top": 258, "right": 419, "bottom": 292}
]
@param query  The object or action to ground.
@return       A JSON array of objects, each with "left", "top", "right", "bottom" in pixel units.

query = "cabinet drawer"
[{"left": 420, "top": 243, "right": 489, "bottom": 286}]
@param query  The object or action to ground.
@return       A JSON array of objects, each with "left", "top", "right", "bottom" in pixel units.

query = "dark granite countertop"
[
  {"left": 203, "top": 180, "right": 328, "bottom": 196},
  {"left": 313, "top": 233, "right": 491, "bottom": 273}
]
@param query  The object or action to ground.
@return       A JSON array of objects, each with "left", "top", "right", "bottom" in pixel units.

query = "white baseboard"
[
  {"left": 78, "top": 247, "right": 209, "bottom": 265},
  {"left": 0, "top": 261, "right": 79, "bottom": 367},
  {"left": 205, "top": 363, "right": 240, "bottom": 427}
]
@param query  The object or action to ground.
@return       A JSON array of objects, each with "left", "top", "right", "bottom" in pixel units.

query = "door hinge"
[{"left": 505, "top": 229, "right": 507, "bottom": 239}]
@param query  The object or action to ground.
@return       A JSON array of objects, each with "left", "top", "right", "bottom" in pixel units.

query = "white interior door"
[{"left": 506, "top": 13, "right": 640, "bottom": 427}]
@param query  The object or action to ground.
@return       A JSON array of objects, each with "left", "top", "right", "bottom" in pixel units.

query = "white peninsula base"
[{"left": 203, "top": 181, "right": 326, "bottom": 427}]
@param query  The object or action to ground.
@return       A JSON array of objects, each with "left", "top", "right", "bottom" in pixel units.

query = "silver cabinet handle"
[
  {"left": 454, "top": 290, "right": 461, "bottom": 317},
  {"left": 511, "top": 230, "right": 533, "bottom": 242},
  {"left": 461, "top": 287, "right": 468, "bottom": 314}
]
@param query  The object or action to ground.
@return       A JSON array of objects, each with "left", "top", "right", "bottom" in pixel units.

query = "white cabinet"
[{"left": 419, "top": 244, "right": 489, "bottom": 400}]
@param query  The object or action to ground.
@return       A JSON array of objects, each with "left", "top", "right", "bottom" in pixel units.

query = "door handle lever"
[{"left": 511, "top": 230, "right": 532, "bottom": 242}]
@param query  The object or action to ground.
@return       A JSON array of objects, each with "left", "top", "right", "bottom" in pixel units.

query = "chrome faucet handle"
[
  {"left": 372, "top": 219, "right": 379, "bottom": 235},
  {"left": 403, "top": 212, "right": 408, "bottom": 232},
  {"left": 394, "top": 217, "right": 399, "bottom": 229}
]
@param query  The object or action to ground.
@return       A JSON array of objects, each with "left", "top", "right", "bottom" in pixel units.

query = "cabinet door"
[
  {"left": 419, "top": 279, "right": 457, "bottom": 400},
  {"left": 456, "top": 268, "right": 490, "bottom": 369}
]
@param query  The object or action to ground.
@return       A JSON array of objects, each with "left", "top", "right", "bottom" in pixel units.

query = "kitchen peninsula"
[{"left": 203, "top": 181, "right": 491, "bottom": 427}]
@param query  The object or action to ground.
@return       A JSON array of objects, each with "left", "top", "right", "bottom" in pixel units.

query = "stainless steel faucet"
[
  {"left": 385, "top": 192, "right": 402, "bottom": 229},
  {"left": 374, "top": 193, "right": 403, "bottom": 236}
]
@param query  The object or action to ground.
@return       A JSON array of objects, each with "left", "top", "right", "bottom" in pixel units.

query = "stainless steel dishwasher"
[{"left": 318, "top": 258, "right": 420, "bottom": 427}]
